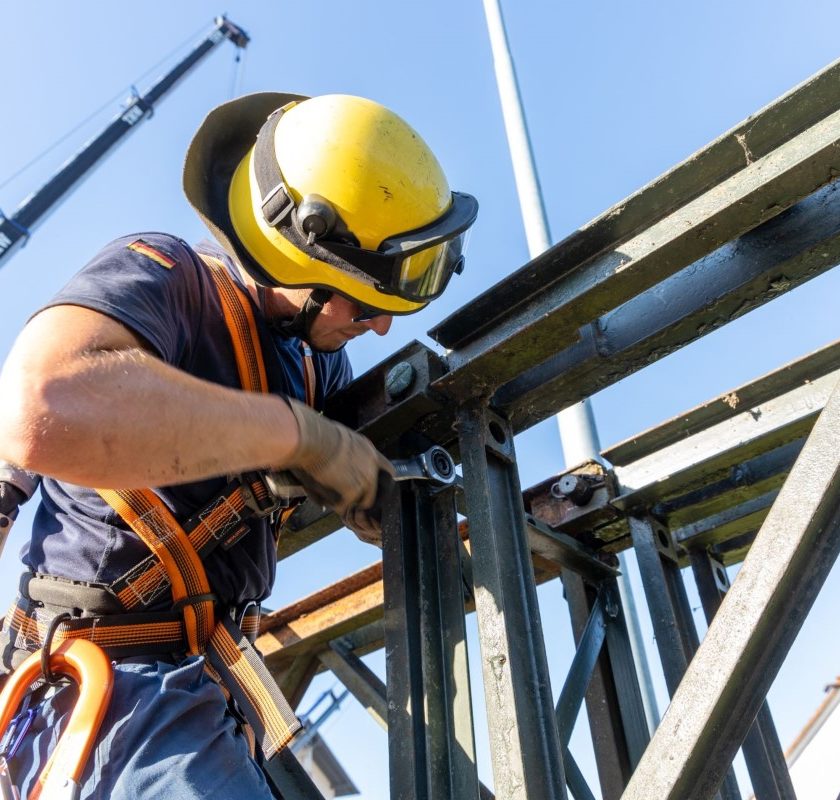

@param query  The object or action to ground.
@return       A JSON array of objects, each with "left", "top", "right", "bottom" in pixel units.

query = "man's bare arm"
[{"left": 0, "top": 305, "right": 300, "bottom": 488}]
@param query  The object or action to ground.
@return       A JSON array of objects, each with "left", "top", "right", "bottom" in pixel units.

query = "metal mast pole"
[
  {"left": 479, "top": 0, "right": 598, "bottom": 467},
  {"left": 480, "top": 0, "right": 660, "bottom": 734}
]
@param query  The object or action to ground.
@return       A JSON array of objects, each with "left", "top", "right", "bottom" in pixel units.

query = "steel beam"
[
  {"left": 264, "top": 748, "right": 328, "bottom": 800},
  {"left": 672, "top": 490, "right": 779, "bottom": 551},
  {"left": 563, "top": 574, "right": 649, "bottom": 799},
  {"left": 607, "top": 338, "right": 840, "bottom": 468},
  {"left": 258, "top": 564, "right": 384, "bottom": 669},
  {"left": 613, "top": 366, "right": 837, "bottom": 512},
  {"left": 628, "top": 516, "right": 741, "bottom": 800},
  {"left": 496, "top": 185, "right": 840, "bottom": 431},
  {"left": 689, "top": 551, "right": 795, "bottom": 800},
  {"left": 556, "top": 590, "right": 609, "bottom": 748},
  {"left": 628, "top": 516, "right": 700, "bottom": 693},
  {"left": 318, "top": 640, "right": 388, "bottom": 731},
  {"left": 433, "top": 57, "right": 840, "bottom": 354},
  {"left": 649, "top": 440, "right": 803, "bottom": 534},
  {"left": 457, "top": 403, "right": 567, "bottom": 800},
  {"left": 382, "top": 480, "right": 481, "bottom": 800},
  {"left": 431, "top": 110, "right": 840, "bottom": 400},
  {"left": 274, "top": 654, "right": 320, "bottom": 711},
  {"left": 622, "top": 376, "right": 840, "bottom": 799}
]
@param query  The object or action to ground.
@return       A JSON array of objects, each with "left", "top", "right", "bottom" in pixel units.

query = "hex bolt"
[
  {"left": 551, "top": 474, "right": 594, "bottom": 506},
  {"left": 385, "top": 361, "right": 416, "bottom": 400}
]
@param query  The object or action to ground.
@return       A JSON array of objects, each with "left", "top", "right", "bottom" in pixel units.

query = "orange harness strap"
[
  {"left": 199, "top": 253, "right": 269, "bottom": 394},
  {"left": 95, "top": 256, "right": 301, "bottom": 754},
  {"left": 95, "top": 489, "right": 214, "bottom": 656},
  {"left": 300, "top": 342, "right": 316, "bottom": 407}
]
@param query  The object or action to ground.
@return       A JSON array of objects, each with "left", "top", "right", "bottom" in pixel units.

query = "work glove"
[{"left": 286, "top": 399, "right": 395, "bottom": 545}]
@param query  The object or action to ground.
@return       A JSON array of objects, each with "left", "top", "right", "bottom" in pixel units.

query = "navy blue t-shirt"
[{"left": 21, "top": 233, "right": 352, "bottom": 608}]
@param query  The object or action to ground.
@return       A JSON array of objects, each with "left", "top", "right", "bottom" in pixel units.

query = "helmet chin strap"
[{"left": 261, "top": 286, "right": 338, "bottom": 351}]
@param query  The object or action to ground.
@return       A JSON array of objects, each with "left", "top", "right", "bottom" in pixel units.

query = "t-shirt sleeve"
[{"left": 39, "top": 233, "right": 203, "bottom": 366}]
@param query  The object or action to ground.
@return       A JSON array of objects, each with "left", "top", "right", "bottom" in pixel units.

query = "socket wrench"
[{"left": 390, "top": 446, "right": 456, "bottom": 486}]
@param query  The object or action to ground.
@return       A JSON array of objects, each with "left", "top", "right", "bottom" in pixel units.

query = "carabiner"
[{"left": 0, "top": 639, "right": 113, "bottom": 800}]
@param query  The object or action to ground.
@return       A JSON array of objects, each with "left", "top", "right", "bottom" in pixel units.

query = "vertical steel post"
[
  {"left": 481, "top": 0, "right": 659, "bottom": 739},
  {"left": 457, "top": 403, "right": 567, "bottom": 800},
  {"left": 629, "top": 515, "right": 742, "bottom": 800},
  {"left": 689, "top": 551, "right": 796, "bottom": 800},
  {"left": 628, "top": 516, "right": 699, "bottom": 692},
  {"left": 562, "top": 574, "right": 649, "bottom": 800},
  {"left": 382, "top": 479, "right": 481, "bottom": 800}
]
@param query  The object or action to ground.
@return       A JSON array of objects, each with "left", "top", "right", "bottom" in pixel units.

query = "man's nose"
[{"left": 362, "top": 314, "right": 393, "bottom": 336}]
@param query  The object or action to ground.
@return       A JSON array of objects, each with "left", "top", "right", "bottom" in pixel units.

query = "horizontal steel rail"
[{"left": 431, "top": 58, "right": 840, "bottom": 354}]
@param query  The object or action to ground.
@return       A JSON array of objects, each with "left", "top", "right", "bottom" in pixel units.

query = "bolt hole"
[
  {"left": 657, "top": 529, "right": 670, "bottom": 549},
  {"left": 488, "top": 421, "right": 506, "bottom": 444}
]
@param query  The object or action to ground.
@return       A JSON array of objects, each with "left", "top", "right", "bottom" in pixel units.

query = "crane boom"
[{"left": 0, "top": 16, "right": 249, "bottom": 267}]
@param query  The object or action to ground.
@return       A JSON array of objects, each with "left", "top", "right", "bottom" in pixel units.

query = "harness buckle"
[{"left": 241, "top": 471, "right": 304, "bottom": 518}]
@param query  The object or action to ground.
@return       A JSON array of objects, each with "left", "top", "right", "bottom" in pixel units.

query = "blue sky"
[{"left": 3, "top": 1, "right": 840, "bottom": 797}]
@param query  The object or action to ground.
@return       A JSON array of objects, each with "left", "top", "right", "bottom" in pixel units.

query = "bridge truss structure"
[{"left": 258, "top": 56, "right": 840, "bottom": 800}]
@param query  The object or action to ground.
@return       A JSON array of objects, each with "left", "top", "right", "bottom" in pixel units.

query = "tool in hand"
[{"left": 390, "top": 445, "right": 456, "bottom": 486}]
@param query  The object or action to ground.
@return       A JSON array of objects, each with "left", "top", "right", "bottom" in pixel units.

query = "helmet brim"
[{"left": 182, "top": 91, "right": 308, "bottom": 284}]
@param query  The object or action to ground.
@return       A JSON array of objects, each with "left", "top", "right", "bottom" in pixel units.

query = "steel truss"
[{"left": 258, "top": 57, "right": 840, "bottom": 799}]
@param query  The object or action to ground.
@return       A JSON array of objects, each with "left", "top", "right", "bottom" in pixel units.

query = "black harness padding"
[{"left": 267, "top": 287, "right": 333, "bottom": 346}]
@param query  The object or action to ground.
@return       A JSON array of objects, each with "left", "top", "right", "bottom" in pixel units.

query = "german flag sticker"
[{"left": 127, "top": 239, "right": 176, "bottom": 269}]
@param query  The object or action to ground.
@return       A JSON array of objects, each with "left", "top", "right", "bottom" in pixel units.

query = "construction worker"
[{"left": 0, "top": 92, "right": 477, "bottom": 799}]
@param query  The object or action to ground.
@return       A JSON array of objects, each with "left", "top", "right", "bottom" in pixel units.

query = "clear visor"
[{"left": 396, "top": 229, "right": 470, "bottom": 301}]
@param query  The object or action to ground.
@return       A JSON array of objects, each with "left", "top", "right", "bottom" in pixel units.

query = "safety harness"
[{"left": 1, "top": 253, "right": 316, "bottom": 764}]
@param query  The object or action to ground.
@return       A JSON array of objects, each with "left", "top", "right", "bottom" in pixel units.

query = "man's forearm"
[{"left": 0, "top": 346, "right": 300, "bottom": 489}]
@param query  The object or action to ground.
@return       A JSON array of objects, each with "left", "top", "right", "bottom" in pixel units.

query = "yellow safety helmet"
[{"left": 184, "top": 92, "right": 478, "bottom": 316}]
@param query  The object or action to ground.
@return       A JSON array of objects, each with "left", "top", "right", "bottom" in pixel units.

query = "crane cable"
[
  {"left": 0, "top": 19, "right": 217, "bottom": 193},
  {"left": 230, "top": 46, "right": 248, "bottom": 99}
]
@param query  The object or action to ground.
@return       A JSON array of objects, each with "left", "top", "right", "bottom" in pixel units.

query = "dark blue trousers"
[{"left": 8, "top": 655, "right": 274, "bottom": 799}]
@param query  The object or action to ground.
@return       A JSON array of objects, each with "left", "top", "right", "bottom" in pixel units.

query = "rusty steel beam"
[{"left": 258, "top": 564, "right": 385, "bottom": 668}]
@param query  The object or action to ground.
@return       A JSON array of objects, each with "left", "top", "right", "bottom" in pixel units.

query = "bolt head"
[{"left": 385, "top": 361, "right": 416, "bottom": 400}]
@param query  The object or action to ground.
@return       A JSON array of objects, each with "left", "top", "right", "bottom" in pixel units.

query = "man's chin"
[{"left": 308, "top": 335, "right": 350, "bottom": 354}]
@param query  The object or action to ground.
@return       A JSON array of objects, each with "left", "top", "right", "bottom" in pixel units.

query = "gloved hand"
[{"left": 287, "top": 399, "right": 395, "bottom": 544}]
